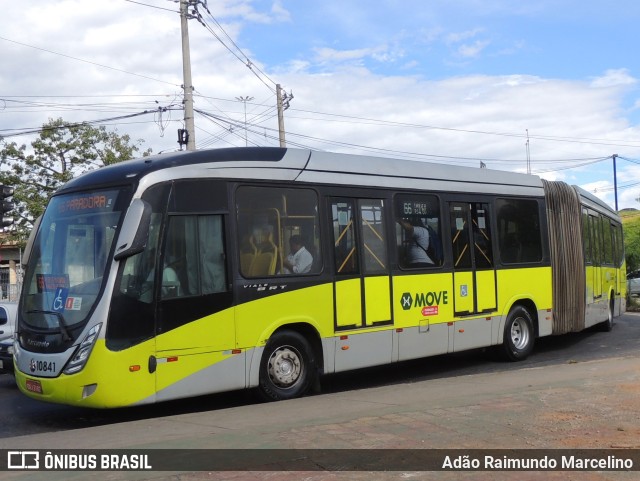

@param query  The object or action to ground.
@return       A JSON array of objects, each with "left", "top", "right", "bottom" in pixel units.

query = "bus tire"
[
  {"left": 501, "top": 305, "right": 534, "bottom": 361},
  {"left": 258, "top": 330, "right": 316, "bottom": 401}
]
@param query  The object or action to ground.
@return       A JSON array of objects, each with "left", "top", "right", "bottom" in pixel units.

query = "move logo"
[{"left": 400, "top": 291, "right": 449, "bottom": 311}]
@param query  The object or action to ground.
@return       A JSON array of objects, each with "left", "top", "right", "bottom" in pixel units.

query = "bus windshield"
[{"left": 21, "top": 188, "right": 130, "bottom": 336}]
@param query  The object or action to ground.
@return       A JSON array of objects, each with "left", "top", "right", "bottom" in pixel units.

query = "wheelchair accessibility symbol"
[{"left": 52, "top": 287, "right": 69, "bottom": 312}]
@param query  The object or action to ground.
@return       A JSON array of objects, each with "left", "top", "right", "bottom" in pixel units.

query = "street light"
[{"left": 235, "top": 96, "right": 254, "bottom": 146}]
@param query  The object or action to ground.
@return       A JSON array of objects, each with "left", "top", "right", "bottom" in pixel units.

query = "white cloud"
[
  {"left": 313, "top": 47, "right": 375, "bottom": 63},
  {"left": 445, "top": 28, "right": 485, "bottom": 45},
  {"left": 212, "top": 0, "right": 289, "bottom": 24},
  {"left": 270, "top": 0, "right": 292, "bottom": 22},
  {"left": 312, "top": 44, "right": 399, "bottom": 66},
  {"left": 443, "top": 28, "right": 491, "bottom": 60},
  {"left": 581, "top": 180, "right": 614, "bottom": 206},
  {"left": 457, "top": 40, "right": 491, "bottom": 58},
  {"left": 590, "top": 69, "right": 637, "bottom": 88},
  {"left": 2, "top": 2, "right": 640, "bottom": 210}
]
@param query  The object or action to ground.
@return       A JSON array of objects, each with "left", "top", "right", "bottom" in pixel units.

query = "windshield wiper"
[{"left": 26, "top": 310, "right": 72, "bottom": 342}]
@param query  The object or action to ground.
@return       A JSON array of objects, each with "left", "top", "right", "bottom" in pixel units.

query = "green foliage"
[
  {"left": 0, "top": 118, "right": 152, "bottom": 243},
  {"left": 623, "top": 212, "right": 640, "bottom": 273}
]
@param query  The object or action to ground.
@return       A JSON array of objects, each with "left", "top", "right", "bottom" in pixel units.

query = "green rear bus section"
[{"left": 14, "top": 149, "right": 625, "bottom": 408}]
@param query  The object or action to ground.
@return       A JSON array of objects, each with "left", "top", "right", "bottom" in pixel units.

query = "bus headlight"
[{"left": 63, "top": 323, "right": 102, "bottom": 375}]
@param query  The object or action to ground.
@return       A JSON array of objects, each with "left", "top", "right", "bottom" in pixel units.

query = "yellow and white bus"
[{"left": 14, "top": 147, "right": 626, "bottom": 407}]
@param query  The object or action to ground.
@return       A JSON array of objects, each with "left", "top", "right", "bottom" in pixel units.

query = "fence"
[{"left": 0, "top": 267, "right": 20, "bottom": 301}]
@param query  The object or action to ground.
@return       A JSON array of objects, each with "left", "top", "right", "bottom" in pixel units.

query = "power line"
[
  {"left": 532, "top": 158, "right": 610, "bottom": 174},
  {"left": 1, "top": 98, "right": 168, "bottom": 114},
  {"left": 193, "top": 108, "right": 618, "bottom": 169},
  {"left": 195, "top": 110, "right": 263, "bottom": 148},
  {"left": 286, "top": 107, "right": 640, "bottom": 149},
  {"left": 620, "top": 156, "right": 640, "bottom": 164},
  {"left": 0, "top": 109, "right": 177, "bottom": 139},
  {"left": 123, "top": 0, "right": 178, "bottom": 13},
  {"left": 0, "top": 36, "right": 180, "bottom": 88},
  {"left": 191, "top": 100, "right": 623, "bottom": 167},
  {"left": 191, "top": 1, "right": 277, "bottom": 93},
  {"left": 5, "top": 89, "right": 633, "bottom": 173}
]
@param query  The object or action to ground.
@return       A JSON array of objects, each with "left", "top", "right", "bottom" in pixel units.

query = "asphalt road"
[{"left": 1, "top": 312, "right": 639, "bottom": 440}]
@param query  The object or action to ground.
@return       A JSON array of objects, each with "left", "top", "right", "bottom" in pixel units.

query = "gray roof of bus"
[
  {"left": 59, "top": 147, "right": 543, "bottom": 196},
  {"left": 573, "top": 185, "right": 618, "bottom": 217}
]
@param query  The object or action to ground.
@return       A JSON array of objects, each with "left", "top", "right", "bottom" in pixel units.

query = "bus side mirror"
[
  {"left": 22, "top": 215, "right": 43, "bottom": 267},
  {"left": 114, "top": 199, "right": 152, "bottom": 261}
]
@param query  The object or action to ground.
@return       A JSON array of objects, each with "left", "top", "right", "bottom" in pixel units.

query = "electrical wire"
[
  {"left": 190, "top": 8, "right": 276, "bottom": 94},
  {"left": 192, "top": 1, "right": 278, "bottom": 93},
  {"left": 532, "top": 158, "right": 610, "bottom": 174},
  {"left": 0, "top": 36, "right": 180, "bottom": 88},
  {"left": 124, "top": 0, "right": 178, "bottom": 13},
  {"left": 287, "top": 107, "right": 640, "bottom": 149},
  {"left": 0, "top": 109, "right": 176, "bottom": 139},
  {"left": 193, "top": 107, "right": 615, "bottom": 168}
]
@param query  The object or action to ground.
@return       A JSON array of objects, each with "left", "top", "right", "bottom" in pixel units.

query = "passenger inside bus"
[
  {"left": 282, "top": 235, "right": 313, "bottom": 274},
  {"left": 159, "top": 264, "right": 181, "bottom": 298},
  {"left": 397, "top": 218, "right": 435, "bottom": 267},
  {"left": 144, "top": 250, "right": 182, "bottom": 298}
]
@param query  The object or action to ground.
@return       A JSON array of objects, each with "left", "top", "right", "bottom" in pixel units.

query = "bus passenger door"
[
  {"left": 583, "top": 209, "right": 601, "bottom": 308},
  {"left": 330, "top": 198, "right": 393, "bottom": 370},
  {"left": 448, "top": 202, "right": 496, "bottom": 349},
  {"left": 590, "top": 213, "right": 603, "bottom": 300},
  {"left": 155, "top": 212, "right": 236, "bottom": 401}
]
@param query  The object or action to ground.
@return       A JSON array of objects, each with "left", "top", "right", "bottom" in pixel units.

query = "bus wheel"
[
  {"left": 501, "top": 306, "right": 534, "bottom": 361},
  {"left": 258, "top": 331, "right": 315, "bottom": 401}
]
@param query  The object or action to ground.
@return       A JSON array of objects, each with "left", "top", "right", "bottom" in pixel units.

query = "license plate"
[{"left": 25, "top": 379, "right": 43, "bottom": 394}]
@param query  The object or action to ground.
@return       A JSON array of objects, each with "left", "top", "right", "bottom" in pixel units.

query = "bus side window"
[
  {"left": 496, "top": 198, "right": 542, "bottom": 264},
  {"left": 359, "top": 199, "right": 387, "bottom": 274},
  {"left": 237, "top": 186, "right": 321, "bottom": 278},
  {"left": 162, "top": 214, "right": 228, "bottom": 299},
  {"left": 332, "top": 200, "right": 358, "bottom": 274},
  {"left": 200, "top": 215, "right": 227, "bottom": 294},
  {"left": 162, "top": 216, "right": 191, "bottom": 298},
  {"left": 395, "top": 194, "right": 442, "bottom": 268},
  {"left": 119, "top": 212, "right": 162, "bottom": 304}
]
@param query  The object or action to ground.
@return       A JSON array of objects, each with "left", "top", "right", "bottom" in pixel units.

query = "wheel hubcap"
[
  {"left": 511, "top": 318, "right": 529, "bottom": 350},
  {"left": 267, "top": 346, "right": 303, "bottom": 389}
]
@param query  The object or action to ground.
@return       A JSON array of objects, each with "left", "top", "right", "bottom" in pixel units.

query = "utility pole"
[
  {"left": 525, "top": 129, "right": 531, "bottom": 174},
  {"left": 276, "top": 84, "right": 286, "bottom": 147},
  {"left": 613, "top": 153, "right": 619, "bottom": 211},
  {"left": 235, "top": 96, "right": 254, "bottom": 146},
  {"left": 180, "top": 0, "right": 196, "bottom": 151}
]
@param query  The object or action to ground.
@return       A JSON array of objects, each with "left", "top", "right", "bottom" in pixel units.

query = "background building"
[{"left": 0, "top": 237, "right": 21, "bottom": 301}]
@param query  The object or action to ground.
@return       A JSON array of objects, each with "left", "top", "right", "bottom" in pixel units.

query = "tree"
[
  {"left": 0, "top": 118, "right": 152, "bottom": 242},
  {"left": 624, "top": 216, "right": 640, "bottom": 273}
]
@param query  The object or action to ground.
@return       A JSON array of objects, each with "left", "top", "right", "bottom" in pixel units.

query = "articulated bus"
[{"left": 14, "top": 147, "right": 625, "bottom": 408}]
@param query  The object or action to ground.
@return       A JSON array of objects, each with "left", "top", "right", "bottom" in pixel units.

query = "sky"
[{"left": 2, "top": 0, "right": 640, "bottom": 209}]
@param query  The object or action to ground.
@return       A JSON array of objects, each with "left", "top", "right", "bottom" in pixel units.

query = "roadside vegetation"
[
  {"left": 621, "top": 208, "right": 640, "bottom": 311},
  {"left": 0, "top": 118, "right": 152, "bottom": 245}
]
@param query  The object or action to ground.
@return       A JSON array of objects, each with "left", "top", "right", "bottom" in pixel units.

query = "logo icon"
[
  {"left": 8, "top": 451, "right": 40, "bottom": 469},
  {"left": 400, "top": 293, "right": 413, "bottom": 310}
]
